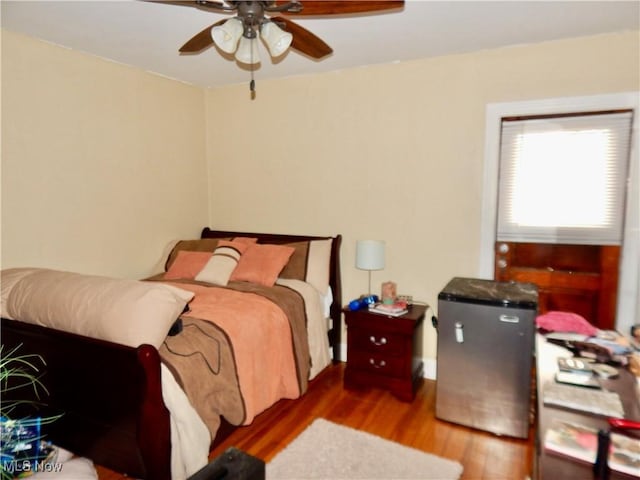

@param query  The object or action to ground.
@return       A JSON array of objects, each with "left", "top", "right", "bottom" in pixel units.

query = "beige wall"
[
  {"left": 204, "top": 31, "right": 640, "bottom": 366},
  {"left": 2, "top": 28, "right": 638, "bottom": 367},
  {"left": 1, "top": 30, "right": 209, "bottom": 278}
]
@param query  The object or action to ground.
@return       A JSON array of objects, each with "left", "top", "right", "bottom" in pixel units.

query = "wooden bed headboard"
[
  {"left": 200, "top": 228, "right": 343, "bottom": 361},
  {"left": 1, "top": 228, "right": 342, "bottom": 480}
]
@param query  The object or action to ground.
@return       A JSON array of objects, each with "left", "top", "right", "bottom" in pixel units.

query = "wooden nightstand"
[{"left": 343, "top": 304, "right": 426, "bottom": 402}]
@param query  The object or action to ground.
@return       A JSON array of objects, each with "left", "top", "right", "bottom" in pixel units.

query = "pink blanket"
[
  {"left": 536, "top": 310, "right": 598, "bottom": 336},
  {"left": 155, "top": 278, "right": 311, "bottom": 438},
  {"left": 179, "top": 283, "right": 300, "bottom": 423}
]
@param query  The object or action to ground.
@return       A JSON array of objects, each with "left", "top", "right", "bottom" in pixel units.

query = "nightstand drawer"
[
  {"left": 348, "top": 349, "right": 406, "bottom": 377},
  {"left": 350, "top": 329, "right": 405, "bottom": 356}
]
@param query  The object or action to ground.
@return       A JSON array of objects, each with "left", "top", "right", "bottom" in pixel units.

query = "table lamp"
[{"left": 355, "top": 240, "right": 385, "bottom": 296}]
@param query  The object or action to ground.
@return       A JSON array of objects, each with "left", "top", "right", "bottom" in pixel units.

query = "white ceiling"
[{"left": 2, "top": 1, "right": 639, "bottom": 89}]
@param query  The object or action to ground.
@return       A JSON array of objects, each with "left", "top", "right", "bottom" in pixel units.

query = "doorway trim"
[{"left": 479, "top": 92, "right": 639, "bottom": 334}]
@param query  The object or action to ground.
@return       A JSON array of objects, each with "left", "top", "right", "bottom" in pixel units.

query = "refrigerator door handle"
[
  {"left": 499, "top": 314, "right": 520, "bottom": 323},
  {"left": 455, "top": 322, "right": 464, "bottom": 343}
]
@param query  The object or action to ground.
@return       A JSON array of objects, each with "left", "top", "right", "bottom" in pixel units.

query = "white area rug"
[{"left": 267, "top": 418, "right": 463, "bottom": 479}]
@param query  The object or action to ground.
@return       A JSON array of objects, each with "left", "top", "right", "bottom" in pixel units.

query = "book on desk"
[
  {"left": 544, "top": 419, "right": 640, "bottom": 477},
  {"left": 536, "top": 332, "right": 640, "bottom": 480}
]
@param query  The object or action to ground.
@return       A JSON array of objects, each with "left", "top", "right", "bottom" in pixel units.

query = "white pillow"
[
  {"left": 1, "top": 268, "right": 41, "bottom": 319},
  {"left": 195, "top": 240, "right": 247, "bottom": 285},
  {"left": 4, "top": 268, "right": 193, "bottom": 349}
]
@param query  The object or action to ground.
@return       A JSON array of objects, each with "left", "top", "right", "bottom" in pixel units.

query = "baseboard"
[
  {"left": 339, "top": 342, "right": 347, "bottom": 363},
  {"left": 423, "top": 357, "right": 437, "bottom": 380}
]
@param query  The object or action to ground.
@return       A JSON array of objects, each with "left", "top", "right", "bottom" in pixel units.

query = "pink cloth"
[
  {"left": 536, "top": 311, "right": 598, "bottom": 336},
  {"left": 168, "top": 283, "right": 300, "bottom": 424}
]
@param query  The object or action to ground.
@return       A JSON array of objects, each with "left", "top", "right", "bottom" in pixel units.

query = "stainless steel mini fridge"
[{"left": 435, "top": 277, "right": 538, "bottom": 438}]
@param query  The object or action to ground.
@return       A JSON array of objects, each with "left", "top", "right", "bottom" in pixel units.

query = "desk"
[{"left": 535, "top": 334, "right": 640, "bottom": 479}]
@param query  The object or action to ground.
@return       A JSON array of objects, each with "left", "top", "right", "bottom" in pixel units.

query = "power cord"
[{"left": 411, "top": 300, "right": 438, "bottom": 329}]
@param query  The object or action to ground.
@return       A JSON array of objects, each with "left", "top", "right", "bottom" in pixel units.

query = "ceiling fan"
[{"left": 154, "top": 1, "right": 405, "bottom": 64}]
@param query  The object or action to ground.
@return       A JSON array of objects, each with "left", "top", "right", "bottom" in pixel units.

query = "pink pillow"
[
  {"left": 164, "top": 251, "right": 212, "bottom": 280},
  {"left": 230, "top": 244, "right": 295, "bottom": 287},
  {"left": 231, "top": 237, "right": 258, "bottom": 245}
]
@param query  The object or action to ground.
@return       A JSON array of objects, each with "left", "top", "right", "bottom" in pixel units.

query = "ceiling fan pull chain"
[
  {"left": 250, "top": 67, "right": 256, "bottom": 100},
  {"left": 249, "top": 37, "right": 257, "bottom": 99}
]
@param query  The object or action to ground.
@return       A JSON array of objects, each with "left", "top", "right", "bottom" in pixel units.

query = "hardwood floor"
[{"left": 96, "top": 362, "right": 535, "bottom": 479}]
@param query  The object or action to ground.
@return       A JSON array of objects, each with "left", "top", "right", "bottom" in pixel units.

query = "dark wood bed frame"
[{"left": 1, "top": 229, "right": 342, "bottom": 480}]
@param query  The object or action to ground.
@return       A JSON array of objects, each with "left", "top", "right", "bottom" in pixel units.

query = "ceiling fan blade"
[
  {"left": 144, "top": 1, "right": 231, "bottom": 13},
  {"left": 179, "top": 19, "right": 226, "bottom": 53},
  {"left": 274, "top": 1, "right": 404, "bottom": 16},
  {"left": 271, "top": 16, "right": 332, "bottom": 59}
]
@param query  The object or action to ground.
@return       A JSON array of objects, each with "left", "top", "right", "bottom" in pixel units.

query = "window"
[
  {"left": 480, "top": 93, "right": 639, "bottom": 334},
  {"left": 497, "top": 111, "right": 633, "bottom": 245}
]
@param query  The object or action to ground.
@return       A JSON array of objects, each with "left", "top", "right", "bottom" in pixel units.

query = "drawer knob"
[
  {"left": 369, "top": 358, "right": 387, "bottom": 368},
  {"left": 369, "top": 336, "right": 387, "bottom": 346}
]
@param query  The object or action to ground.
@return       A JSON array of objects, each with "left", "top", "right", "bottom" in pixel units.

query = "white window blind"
[{"left": 497, "top": 111, "right": 633, "bottom": 245}]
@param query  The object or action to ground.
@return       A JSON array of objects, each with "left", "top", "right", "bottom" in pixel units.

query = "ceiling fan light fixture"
[
  {"left": 260, "top": 21, "right": 293, "bottom": 57},
  {"left": 211, "top": 17, "right": 243, "bottom": 54},
  {"left": 235, "top": 36, "right": 260, "bottom": 64}
]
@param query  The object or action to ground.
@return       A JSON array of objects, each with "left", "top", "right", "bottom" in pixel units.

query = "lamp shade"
[
  {"left": 355, "top": 240, "right": 385, "bottom": 270},
  {"left": 235, "top": 36, "right": 260, "bottom": 64},
  {"left": 260, "top": 21, "right": 293, "bottom": 57},
  {"left": 211, "top": 18, "right": 243, "bottom": 54}
]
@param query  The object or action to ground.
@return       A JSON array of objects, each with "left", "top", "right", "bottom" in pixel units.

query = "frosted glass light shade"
[
  {"left": 260, "top": 21, "right": 293, "bottom": 57},
  {"left": 211, "top": 18, "right": 243, "bottom": 54},
  {"left": 355, "top": 240, "right": 385, "bottom": 270},
  {"left": 235, "top": 36, "right": 260, "bottom": 64}
]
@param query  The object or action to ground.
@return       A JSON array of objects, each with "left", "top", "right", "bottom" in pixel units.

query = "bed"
[{"left": 0, "top": 228, "right": 342, "bottom": 480}]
